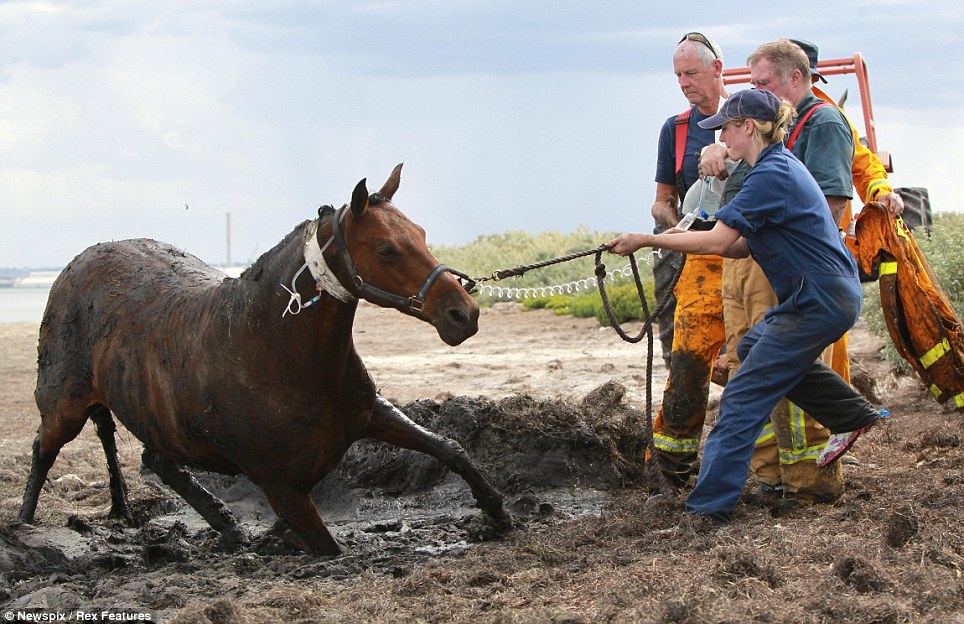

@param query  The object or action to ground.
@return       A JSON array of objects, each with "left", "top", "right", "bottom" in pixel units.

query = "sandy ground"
[{"left": 353, "top": 301, "right": 676, "bottom": 405}]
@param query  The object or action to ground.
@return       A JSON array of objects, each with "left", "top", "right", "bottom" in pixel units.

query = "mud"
[{"left": 2, "top": 383, "right": 647, "bottom": 619}]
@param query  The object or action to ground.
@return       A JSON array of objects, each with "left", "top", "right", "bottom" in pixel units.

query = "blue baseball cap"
[
  {"left": 790, "top": 38, "right": 828, "bottom": 83},
  {"left": 698, "top": 89, "right": 783, "bottom": 130}
]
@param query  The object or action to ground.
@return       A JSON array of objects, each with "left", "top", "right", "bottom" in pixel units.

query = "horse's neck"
[
  {"left": 234, "top": 223, "right": 359, "bottom": 353},
  {"left": 223, "top": 220, "right": 374, "bottom": 396}
]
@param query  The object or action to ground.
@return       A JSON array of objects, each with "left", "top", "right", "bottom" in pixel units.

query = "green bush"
[
  {"left": 593, "top": 281, "right": 658, "bottom": 325},
  {"left": 521, "top": 280, "right": 658, "bottom": 325},
  {"left": 431, "top": 228, "right": 625, "bottom": 308},
  {"left": 861, "top": 212, "right": 964, "bottom": 370},
  {"left": 917, "top": 213, "right": 964, "bottom": 314},
  {"left": 569, "top": 293, "right": 598, "bottom": 319},
  {"left": 522, "top": 294, "right": 573, "bottom": 314}
]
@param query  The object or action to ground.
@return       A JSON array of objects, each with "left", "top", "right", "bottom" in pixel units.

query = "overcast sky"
[{"left": 1, "top": 0, "right": 960, "bottom": 269}]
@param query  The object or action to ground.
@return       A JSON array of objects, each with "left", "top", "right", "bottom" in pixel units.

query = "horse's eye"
[{"left": 376, "top": 244, "right": 399, "bottom": 260}]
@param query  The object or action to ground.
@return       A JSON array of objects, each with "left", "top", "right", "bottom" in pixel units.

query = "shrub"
[
  {"left": 569, "top": 293, "right": 598, "bottom": 319},
  {"left": 524, "top": 281, "right": 658, "bottom": 325},
  {"left": 592, "top": 281, "right": 659, "bottom": 325},
  {"left": 522, "top": 294, "right": 573, "bottom": 315},
  {"left": 431, "top": 228, "right": 623, "bottom": 307}
]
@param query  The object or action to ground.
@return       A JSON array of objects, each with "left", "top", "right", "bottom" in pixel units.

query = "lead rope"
[
  {"left": 591, "top": 248, "right": 686, "bottom": 492},
  {"left": 607, "top": 250, "right": 683, "bottom": 492},
  {"left": 479, "top": 245, "right": 611, "bottom": 281},
  {"left": 481, "top": 245, "right": 685, "bottom": 490}
]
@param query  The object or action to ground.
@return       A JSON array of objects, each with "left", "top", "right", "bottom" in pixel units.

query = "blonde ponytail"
[{"left": 751, "top": 100, "right": 797, "bottom": 145}]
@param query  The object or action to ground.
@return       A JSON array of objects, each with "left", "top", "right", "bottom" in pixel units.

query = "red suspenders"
[
  {"left": 674, "top": 107, "right": 692, "bottom": 174},
  {"left": 786, "top": 101, "right": 833, "bottom": 150}
]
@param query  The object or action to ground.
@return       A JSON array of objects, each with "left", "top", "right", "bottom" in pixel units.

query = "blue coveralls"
[{"left": 685, "top": 142, "right": 880, "bottom": 521}]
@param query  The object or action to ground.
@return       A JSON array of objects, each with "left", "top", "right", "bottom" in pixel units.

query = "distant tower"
[{"left": 226, "top": 212, "right": 232, "bottom": 267}]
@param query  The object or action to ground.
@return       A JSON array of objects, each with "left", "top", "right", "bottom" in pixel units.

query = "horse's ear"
[
  {"left": 350, "top": 178, "right": 369, "bottom": 216},
  {"left": 378, "top": 163, "right": 403, "bottom": 200}
]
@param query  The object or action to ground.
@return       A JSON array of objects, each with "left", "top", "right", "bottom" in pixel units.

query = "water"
[
  {"left": 0, "top": 287, "right": 51, "bottom": 324},
  {"left": 0, "top": 267, "right": 243, "bottom": 325}
]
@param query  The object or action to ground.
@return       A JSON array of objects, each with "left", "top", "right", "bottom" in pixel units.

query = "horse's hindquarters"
[{"left": 36, "top": 239, "right": 227, "bottom": 450}]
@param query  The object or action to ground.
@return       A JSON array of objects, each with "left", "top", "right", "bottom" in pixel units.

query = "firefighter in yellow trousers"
[
  {"left": 646, "top": 32, "right": 729, "bottom": 491},
  {"left": 650, "top": 254, "right": 725, "bottom": 488}
]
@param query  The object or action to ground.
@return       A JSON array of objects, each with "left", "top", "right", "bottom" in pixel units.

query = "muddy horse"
[{"left": 20, "top": 164, "right": 509, "bottom": 555}]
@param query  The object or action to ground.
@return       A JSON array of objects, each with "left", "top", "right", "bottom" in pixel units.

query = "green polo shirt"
[{"left": 789, "top": 91, "right": 855, "bottom": 199}]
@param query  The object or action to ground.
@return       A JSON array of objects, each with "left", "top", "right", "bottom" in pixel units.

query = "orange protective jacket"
[{"left": 847, "top": 204, "right": 964, "bottom": 410}]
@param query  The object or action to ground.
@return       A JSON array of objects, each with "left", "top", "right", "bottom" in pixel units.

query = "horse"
[{"left": 19, "top": 164, "right": 510, "bottom": 555}]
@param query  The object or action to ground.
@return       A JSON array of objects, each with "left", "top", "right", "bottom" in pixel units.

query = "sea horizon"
[
  {"left": 0, "top": 266, "right": 247, "bottom": 324},
  {"left": 0, "top": 286, "right": 50, "bottom": 324}
]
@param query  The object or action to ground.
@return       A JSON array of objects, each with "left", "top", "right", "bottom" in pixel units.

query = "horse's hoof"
[
  {"left": 271, "top": 523, "right": 341, "bottom": 557},
  {"left": 108, "top": 509, "right": 139, "bottom": 528},
  {"left": 509, "top": 494, "right": 554, "bottom": 518},
  {"left": 463, "top": 510, "right": 514, "bottom": 542},
  {"left": 218, "top": 526, "right": 251, "bottom": 552}
]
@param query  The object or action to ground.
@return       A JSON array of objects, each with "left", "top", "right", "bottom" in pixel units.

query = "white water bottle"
[
  {"left": 677, "top": 178, "right": 712, "bottom": 231},
  {"left": 676, "top": 204, "right": 708, "bottom": 231}
]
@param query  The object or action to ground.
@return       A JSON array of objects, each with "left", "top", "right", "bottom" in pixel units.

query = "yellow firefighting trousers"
[
  {"left": 723, "top": 256, "right": 844, "bottom": 502},
  {"left": 648, "top": 254, "right": 725, "bottom": 488}
]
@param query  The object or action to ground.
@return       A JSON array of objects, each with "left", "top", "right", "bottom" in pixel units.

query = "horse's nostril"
[{"left": 448, "top": 307, "right": 469, "bottom": 326}]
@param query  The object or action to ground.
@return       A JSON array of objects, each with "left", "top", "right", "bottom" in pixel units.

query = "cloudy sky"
[{"left": 1, "top": 0, "right": 960, "bottom": 269}]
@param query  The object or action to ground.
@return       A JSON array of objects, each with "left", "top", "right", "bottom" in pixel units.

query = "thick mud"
[{"left": 3, "top": 382, "right": 647, "bottom": 619}]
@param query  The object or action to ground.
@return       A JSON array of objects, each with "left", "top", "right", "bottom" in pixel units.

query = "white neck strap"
[{"left": 304, "top": 219, "right": 356, "bottom": 303}]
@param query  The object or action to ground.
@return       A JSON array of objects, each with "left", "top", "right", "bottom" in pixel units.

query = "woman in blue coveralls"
[{"left": 607, "top": 88, "right": 883, "bottom": 523}]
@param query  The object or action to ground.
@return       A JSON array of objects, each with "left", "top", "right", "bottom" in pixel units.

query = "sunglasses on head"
[{"left": 678, "top": 32, "right": 719, "bottom": 59}]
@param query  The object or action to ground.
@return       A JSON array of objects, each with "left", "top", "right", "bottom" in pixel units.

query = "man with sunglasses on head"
[{"left": 647, "top": 32, "right": 730, "bottom": 496}]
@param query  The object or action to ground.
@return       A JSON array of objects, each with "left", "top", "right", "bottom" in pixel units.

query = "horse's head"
[{"left": 323, "top": 164, "right": 479, "bottom": 346}]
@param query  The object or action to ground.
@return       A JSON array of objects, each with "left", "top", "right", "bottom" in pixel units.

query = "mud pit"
[{"left": 2, "top": 302, "right": 963, "bottom": 623}]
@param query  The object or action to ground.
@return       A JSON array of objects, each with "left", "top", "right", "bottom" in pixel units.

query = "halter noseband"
[{"left": 318, "top": 204, "right": 476, "bottom": 319}]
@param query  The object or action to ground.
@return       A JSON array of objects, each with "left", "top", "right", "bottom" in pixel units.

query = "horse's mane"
[
  {"left": 239, "top": 194, "right": 389, "bottom": 282},
  {"left": 240, "top": 219, "right": 311, "bottom": 282}
]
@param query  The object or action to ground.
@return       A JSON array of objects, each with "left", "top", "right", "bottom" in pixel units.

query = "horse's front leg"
[
  {"left": 367, "top": 396, "right": 511, "bottom": 531},
  {"left": 142, "top": 448, "right": 248, "bottom": 550},
  {"left": 256, "top": 480, "right": 343, "bottom": 556}
]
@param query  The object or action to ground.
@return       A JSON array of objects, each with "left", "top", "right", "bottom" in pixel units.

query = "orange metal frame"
[{"left": 723, "top": 53, "right": 891, "bottom": 172}]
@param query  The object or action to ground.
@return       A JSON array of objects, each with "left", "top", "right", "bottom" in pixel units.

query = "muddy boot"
[
  {"left": 751, "top": 481, "right": 785, "bottom": 499},
  {"left": 781, "top": 460, "right": 844, "bottom": 504},
  {"left": 645, "top": 451, "right": 695, "bottom": 497},
  {"left": 750, "top": 436, "right": 782, "bottom": 487}
]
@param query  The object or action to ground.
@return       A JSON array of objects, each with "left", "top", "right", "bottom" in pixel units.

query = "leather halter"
[{"left": 324, "top": 204, "right": 476, "bottom": 319}]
